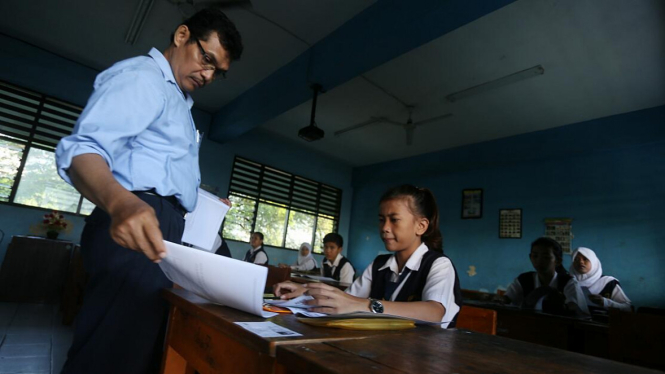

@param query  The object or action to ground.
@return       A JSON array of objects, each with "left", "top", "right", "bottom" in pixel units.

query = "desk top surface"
[
  {"left": 276, "top": 328, "right": 662, "bottom": 374},
  {"left": 163, "top": 288, "right": 419, "bottom": 356}
]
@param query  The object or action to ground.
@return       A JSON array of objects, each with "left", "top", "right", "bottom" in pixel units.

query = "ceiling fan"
[{"left": 334, "top": 106, "right": 453, "bottom": 146}]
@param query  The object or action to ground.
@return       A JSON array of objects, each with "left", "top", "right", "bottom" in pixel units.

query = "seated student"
[
  {"left": 504, "top": 237, "right": 588, "bottom": 315},
  {"left": 320, "top": 233, "right": 355, "bottom": 284},
  {"left": 569, "top": 247, "right": 631, "bottom": 311},
  {"left": 243, "top": 232, "right": 268, "bottom": 265},
  {"left": 274, "top": 185, "right": 462, "bottom": 327},
  {"left": 279, "top": 242, "right": 318, "bottom": 272}
]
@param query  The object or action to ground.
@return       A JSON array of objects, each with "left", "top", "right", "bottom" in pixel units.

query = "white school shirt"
[
  {"left": 505, "top": 272, "right": 589, "bottom": 315},
  {"left": 346, "top": 243, "right": 460, "bottom": 328},
  {"left": 569, "top": 247, "right": 632, "bottom": 311},
  {"left": 245, "top": 246, "right": 268, "bottom": 265},
  {"left": 321, "top": 253, "right": 354, "bottom": 284},
  {"left": 290, "top": 256, "right": 317, "bottom": 271}
]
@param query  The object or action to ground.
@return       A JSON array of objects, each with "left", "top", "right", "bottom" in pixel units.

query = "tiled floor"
[{"left": 0, "top": 303, "right": 73, "bottom": 374}]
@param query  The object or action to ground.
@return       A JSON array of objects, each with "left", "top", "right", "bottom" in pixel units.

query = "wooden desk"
[
  {"left": 276, "top": 328, "right": 662, "bottom": 374},
  {"left": 290, "top": 275, "right": 350, "bottom": 291},
  {"left": 0, "top": 235, "right": 73, "bottom": 303},
  {"left": 160, "top": 288, "right": 420, "bottom": 374},
  {"left": 464, "top": 300, "right": 610, "bottom": 358}
]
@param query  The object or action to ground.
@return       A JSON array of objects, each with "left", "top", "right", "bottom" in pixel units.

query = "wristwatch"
[{"left": 369, "top": 298, "right": 384, "bottom": 314}]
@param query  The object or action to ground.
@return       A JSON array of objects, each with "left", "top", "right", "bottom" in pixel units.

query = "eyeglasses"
[{"left": 195, "top": 39, "right": 227, "bottom": 80}]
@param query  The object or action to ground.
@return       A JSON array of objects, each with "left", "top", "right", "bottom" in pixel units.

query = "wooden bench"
[{"left": 456, "top": 305, "right": 497, "bottom": 335}]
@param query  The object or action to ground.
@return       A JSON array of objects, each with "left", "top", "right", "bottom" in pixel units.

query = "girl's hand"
[
  {"left": 273, "top": 281, "right": 306, "bottom": 299},
  {"left": 588, "top": 294, "right": 605, "bottom": 305},
  {"left": 304, "top": 283, "right": 370, "bottom": 314}
]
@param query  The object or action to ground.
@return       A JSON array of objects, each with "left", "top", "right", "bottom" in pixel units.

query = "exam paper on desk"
[{"left": 160, "top": 240, "right": 277, "bottom": 318}]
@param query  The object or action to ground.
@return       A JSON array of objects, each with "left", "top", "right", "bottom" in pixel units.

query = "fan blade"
[
  {"left": 406, "top": 127, "right": 414, "bottom": 146},
  {"left": 413, "top": 113, "right": 453, "bottom": 127},
  {"left": 334, "top": 117, "right": 385, "bottom": 136}
]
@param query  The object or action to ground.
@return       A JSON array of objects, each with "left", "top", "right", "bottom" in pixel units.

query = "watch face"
[{"left": 371, "top": 299, "right": 384, "bottom": 313}]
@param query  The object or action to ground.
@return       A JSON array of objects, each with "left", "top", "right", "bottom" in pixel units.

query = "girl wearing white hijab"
[
  {"left": 289, "top": 242, "right": 318, "bottom": 271},
  {"left": 570, "top": 247, "right": 631, "bottom": 311}
]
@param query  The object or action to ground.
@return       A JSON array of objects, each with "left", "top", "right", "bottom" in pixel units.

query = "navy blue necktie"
[{"left": 383, "top": 268, "right": 411, "bottom": 300}]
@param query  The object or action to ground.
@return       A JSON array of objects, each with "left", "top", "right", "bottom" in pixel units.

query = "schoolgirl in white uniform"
[
  {"left": 505, "top": 237, "right": 588, "bottom": 316},
  {"left": 569, "top": 247, "right": 631, "bottom": 311},
  {"left": 274, "top": 185, "right": 462, "bottom": 327},
  {"left": 289, "top": 242, "right": 318, "bottom": 272}
]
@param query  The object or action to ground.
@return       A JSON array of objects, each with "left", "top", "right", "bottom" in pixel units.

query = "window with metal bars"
[
  {"left": 222, "top": 156, "right": 342, "bottom": 254},
  {"left": 0, "top": 80, "right": 94, "bottom": 214}
]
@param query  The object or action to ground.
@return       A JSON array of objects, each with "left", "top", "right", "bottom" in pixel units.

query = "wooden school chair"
[
  {"left": 264, "top": 265, "right": 291, "bottom": 293},
  {"left": 609, "top": 308, "right": 665, "bottom": 371},
  {"left": 456, "top": 305, "right": 497, "bottom": 335}
]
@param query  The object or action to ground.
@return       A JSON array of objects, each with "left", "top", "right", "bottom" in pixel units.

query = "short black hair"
[
  {"left": 251, "top": 232, "right": 264, "bottom": 241},
  {"left": 171, "top": 7, "right": 243, "bottom": 61},
  {"left": 531, "top": 237, "right": 563, "bottom": 264},
  {"left": 323, "top": 233, "right": 343, "bottom": 247}
]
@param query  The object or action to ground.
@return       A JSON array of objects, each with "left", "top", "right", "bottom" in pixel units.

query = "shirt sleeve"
[
  {"left": 504, "top": 277, "right": 523, "bottom": 306},
  {"left": 346, "top": 262, "right": 373, "bottom": 298},
  {"left": 290, "top": 260, "right": 315, "bottom": 272},
  {"left": 55, "top": 69, "right": 165, "bottom": 185},
  {"left": 253, "top": 252, "right": 268, "bottom": 265},
  {"left": 421, "top": 257, "right": 460, "bottom": 327},
  {"left": 339, "top": 262, "right": 355, "bottom": 284},
  {"left": 564, "top": 278, "right": 590, "bottom": 315},
  {"left": 604, "top": 284, "right": 632, "bottom": 311}
]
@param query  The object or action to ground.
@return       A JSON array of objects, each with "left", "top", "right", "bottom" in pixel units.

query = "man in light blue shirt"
[{"left": 55, "top": 8, "right": 243, "bottom": 374}]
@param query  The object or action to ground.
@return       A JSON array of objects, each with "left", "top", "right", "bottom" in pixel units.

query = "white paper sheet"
[
  {"left": 234, "top": 322, "right": 302, "bottom": 338},
  {"left": 264, "top": 295, "right": 316, "bottom": 309},
  {"left": 182, "top": 189, "right": 230, "bottom": 251},
  {"left": 160, "top": 240, "right": 277, "bottom": 318}
]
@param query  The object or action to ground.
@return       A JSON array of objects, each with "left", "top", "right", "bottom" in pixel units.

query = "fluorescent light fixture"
[
  {"left": 446, "top": 65, "right": 544, "bottom": 103},
  {"left": 125, "top": 0, "right": 155, "bottom": 45}
]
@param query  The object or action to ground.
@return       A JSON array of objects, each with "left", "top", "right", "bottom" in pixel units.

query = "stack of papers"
[{"left": 160, "top": 240, "right": 277, "bottom": 318}]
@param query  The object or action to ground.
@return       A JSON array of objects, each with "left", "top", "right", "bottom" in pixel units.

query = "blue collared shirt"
[{"left": 56, "top": 48, "right": 200, "bottom": 211}]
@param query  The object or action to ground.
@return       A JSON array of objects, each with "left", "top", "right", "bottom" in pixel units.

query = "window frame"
[
  {"left": 0, "top": 79, "right": 90, "bottom": 216},
  {"left": 222, "top": 156, "right": 343, "bottom": 253}
]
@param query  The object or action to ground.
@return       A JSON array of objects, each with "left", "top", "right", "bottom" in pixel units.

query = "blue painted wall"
[
  {"left": 0, "top": 35, "right": 353, "bottom": 269},
  {"left": 348, "top": 105, "right": 665, "bottom": 308}
]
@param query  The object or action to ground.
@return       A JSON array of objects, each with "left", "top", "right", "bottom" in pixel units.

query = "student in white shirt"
[
  {"left": 569, "top": 247, "right": 631, "bottom": 311},
  {"left": 504, "top": 237, "right": 588, "bottom": 316},
  {"left": 320, "top": 233, "right": 355, "bottom": 284},
  {"left": 274, "top": 185, "right": 462, "bottom": 327},
  {"left": 242, "top": 232, "right": 268, "bottom": 265},
  {"left": 279, "top": 242, "right": 318, "bottom": 272}
]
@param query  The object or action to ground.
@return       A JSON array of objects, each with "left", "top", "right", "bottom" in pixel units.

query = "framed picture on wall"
[
  {"left": 461, "top": 189, "right": 483, "bottom": 219},
  {"left": 544, "top": 218, "right": 573, "bottom": 254},
  {"left": 499, "top": 209, "right": 522, "bottom": 239}
]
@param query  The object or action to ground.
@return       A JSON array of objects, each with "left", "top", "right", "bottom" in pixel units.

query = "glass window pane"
[
  {"left": 79, "top": 198, "right": 96, "bottom": 215},
  {"left": 222, "top": 194, "right": 257, "bottom": 242},
  {"left": 285, "top": 210, "right": 315, "bottom": 250},
  {"left": 254, "top": 202, "right": 287, "bottom": 247},
  {"left": 13, "top": 148, "right": 81, "bottom": 212},
  {"left": 0, "top": 136, "right": 25, "bottom": 202},
  {"left": 313, "top": 216, "right": 336, "bottom": 254}
]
